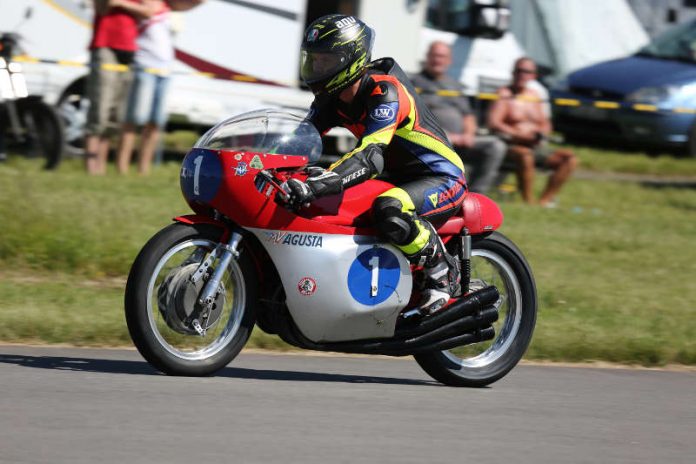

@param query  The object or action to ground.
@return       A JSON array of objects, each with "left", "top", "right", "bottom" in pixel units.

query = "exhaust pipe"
[{"left": 284, "top": 287, "right": 501, "bottom": 356}]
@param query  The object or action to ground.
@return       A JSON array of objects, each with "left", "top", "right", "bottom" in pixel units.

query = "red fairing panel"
[{"left": 192, "top": 150, "right": 501, "bottom": 236}]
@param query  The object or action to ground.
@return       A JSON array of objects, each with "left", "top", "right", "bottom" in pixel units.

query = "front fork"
[{"left": 187, "top": 230, "right": 243, "bottom": 335}]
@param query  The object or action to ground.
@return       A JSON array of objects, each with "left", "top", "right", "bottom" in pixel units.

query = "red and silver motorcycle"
[{"left": 125, "top": 110, "right": 537, "bottom": 387}]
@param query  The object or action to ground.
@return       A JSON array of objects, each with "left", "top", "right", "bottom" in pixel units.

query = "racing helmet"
[{"left": 300, "top": 14, "right": 375, "bottom": 97}]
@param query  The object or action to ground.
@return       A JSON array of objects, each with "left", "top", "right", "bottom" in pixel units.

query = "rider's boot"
[{"left": 412, "top": 223, "right": 461, "bottom": 315}]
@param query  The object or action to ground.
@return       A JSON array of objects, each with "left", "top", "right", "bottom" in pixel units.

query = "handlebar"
[{"left": 255, "top": 170, "right": 290, "bottom": 201}]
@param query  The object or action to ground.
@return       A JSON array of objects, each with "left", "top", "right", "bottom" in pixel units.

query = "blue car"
[{"left": 551, "top": 19, "right": 696, "bottom": 156}]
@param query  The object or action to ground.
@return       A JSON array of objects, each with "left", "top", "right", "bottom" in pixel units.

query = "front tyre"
[
  {"left": 415, "top": 232, "right": 537, "bottom": 387},
  {"left": 125, "top": 223, "right": 257, "bottom": 375}
]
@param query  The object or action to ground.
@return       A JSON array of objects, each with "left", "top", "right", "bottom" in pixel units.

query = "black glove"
[
  {"left": 281, "top": 178, "right": 316, "bottom": 209},
  {"left": 279, "top": 167, "right": 342, "bottom": 210}
]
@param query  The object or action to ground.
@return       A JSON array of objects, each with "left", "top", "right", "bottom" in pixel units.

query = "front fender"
[{"left": 173, "top": 214, "right": 231, "bottom": 241}]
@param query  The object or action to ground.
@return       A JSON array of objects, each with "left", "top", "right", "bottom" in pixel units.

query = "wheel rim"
[
  {"left": 146, "top": 239, "right": 246, "bottom": 361},
  {"left": 58, "top": 93, "right": 88, "bottom": 156},
  {"left": 443, "top": 248, "right": 523, "bottom": 368}
]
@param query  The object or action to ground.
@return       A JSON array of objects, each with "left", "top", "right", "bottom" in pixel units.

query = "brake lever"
[{"left": 255, "top": 170, "right": 290, "bottom": 201}]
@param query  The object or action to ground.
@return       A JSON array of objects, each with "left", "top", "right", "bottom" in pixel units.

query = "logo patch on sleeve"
[{"left": 370, "top": 104, "right": 395, "bottom": 122}]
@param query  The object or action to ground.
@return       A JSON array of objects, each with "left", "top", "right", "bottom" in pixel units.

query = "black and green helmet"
[{"left": 300, "top": 14, "right": 375, "bottom": 97}]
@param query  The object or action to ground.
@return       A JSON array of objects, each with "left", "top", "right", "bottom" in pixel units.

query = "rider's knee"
[{"left": 372, "top": 196, "right": 416, "bottom": 245}]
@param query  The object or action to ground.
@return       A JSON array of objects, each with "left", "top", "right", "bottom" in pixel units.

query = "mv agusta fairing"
[{"left": 125, "top": 110, "right": 537, "bottom": 387}]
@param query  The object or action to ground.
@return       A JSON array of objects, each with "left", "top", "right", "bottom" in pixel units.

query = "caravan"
[
  {"left": 0, "top": 0, "right": 518, "bottom": 154},
  {"left": 1, "top": 0, "right": 654, "bottom": 156}
]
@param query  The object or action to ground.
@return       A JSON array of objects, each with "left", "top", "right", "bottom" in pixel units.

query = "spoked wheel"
[
  {"left": 415, "top": 232, "right": 537, "bottom": 387},
  {"left": 125, "top": 223, "right": 256, "bottom": 376}
]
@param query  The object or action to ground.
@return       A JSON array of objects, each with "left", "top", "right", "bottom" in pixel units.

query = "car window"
[{"left": 637, "top": 19, "right": 696, "bottom": 63}]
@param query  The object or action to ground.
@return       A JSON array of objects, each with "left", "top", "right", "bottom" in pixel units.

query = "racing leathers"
[{"left": 299, "top": 58, "right": 467, "bottom": 314}]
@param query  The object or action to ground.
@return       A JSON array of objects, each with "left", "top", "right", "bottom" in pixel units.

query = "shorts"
[
  {"left": 534, "top": 142, "right": 552, "bottom": 166},
  {"left": 124, "top": 67, "right": 170, "bottom": 128},
  {"left": 86, "top": 47, "right": 133, "bottom": 137}
]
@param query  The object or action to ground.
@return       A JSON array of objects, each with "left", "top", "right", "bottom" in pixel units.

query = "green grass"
[
  {"left": 565, "top": 144, "right": 696, "bottom": 177},
  {"left": 1, "top": 149, "right": 695, "bottom": 365}
]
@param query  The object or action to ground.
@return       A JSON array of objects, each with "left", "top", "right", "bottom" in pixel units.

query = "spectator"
[
  {"left": 488, "top": 57, "right": 578, "bottom": 206},
  {"left": 116, "top": 0, "right": 205, "bottom": 175},
  {"left": 410, "top": 41, "right": 507, "bottom": 194},
  {"left": 85, "top": 0, "right": 156, "bottom": 175}
]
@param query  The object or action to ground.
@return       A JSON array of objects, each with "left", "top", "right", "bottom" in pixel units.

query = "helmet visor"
[{"left": 300, "top": 50, "right": 348, "bottom": 83}]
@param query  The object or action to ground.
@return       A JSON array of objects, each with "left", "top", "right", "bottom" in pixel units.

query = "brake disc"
[{"left": 157, "top": 263, "right": 226, "bottom": 335}]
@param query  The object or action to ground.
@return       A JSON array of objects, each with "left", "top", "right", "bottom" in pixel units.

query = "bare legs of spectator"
[
  {"left": 539, "top": 149, "right": 578, "bottom": 206},
  {"left": 465, "top": 135, "right": 507, "bottom": 194},
  {"left": 116, "top": 123, "right": 137, "bottom": 174},
  {"left": 508, "top": 145, "right": 536, "bottom": 203},
  {"left": 508, "top": 145, "right": 577, "bottom": 205},
  {"left": 85, "top": 134, "right": 110, "bottom": 175},
  {"left": 138, "top": 123, "right": 160, "bottom": 176},
  {"left": 116, "top": 122, "right": 160, "bottom": 175}
]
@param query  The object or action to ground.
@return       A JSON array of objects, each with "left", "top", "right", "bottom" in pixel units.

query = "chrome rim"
[
  {"left": 146, "top": 239, "right": 246, "bottom": 361},
  {"left": 443, "top": 248, "right": 523, "bottom": 368}
]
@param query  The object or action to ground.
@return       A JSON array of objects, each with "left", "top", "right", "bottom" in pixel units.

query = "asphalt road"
[{"left": 1, "top": 345, "right": 694, "bottom": 464}]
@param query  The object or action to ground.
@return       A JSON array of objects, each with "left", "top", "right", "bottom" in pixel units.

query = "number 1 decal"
[
  {"left": 193, "top": 155, "right": 203, "bottom": 195},
  {"left": 348, "top": 248, "right": 400, "bottom": 306},
  {"left": 369, "top": 255, "right": 379, "bottom": 297}
]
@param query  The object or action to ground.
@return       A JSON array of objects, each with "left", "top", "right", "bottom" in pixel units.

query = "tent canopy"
[{"left": 510, "top": 0, "right": 649, "bottom": 77}]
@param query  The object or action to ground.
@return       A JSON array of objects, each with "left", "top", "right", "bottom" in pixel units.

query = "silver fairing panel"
[{"left": 248, "top": 228, "right": 413, "bottom": 342}]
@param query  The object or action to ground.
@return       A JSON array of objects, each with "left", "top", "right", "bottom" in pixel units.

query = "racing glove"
[{"left": 281, "top": 167, "right": 342, "bottom": 209}]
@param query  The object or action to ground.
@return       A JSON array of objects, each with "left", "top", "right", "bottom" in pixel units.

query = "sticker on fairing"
[
  {"left": 298, "top": 277, "right": 317, "bottom": 296},
  {"left": 347, "top": 248, "right": 400, "bottom": 306}
]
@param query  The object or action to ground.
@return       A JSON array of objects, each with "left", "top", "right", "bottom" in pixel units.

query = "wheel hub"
[{"left": 157, "top": 263, "right": 226, "bottom": 335}]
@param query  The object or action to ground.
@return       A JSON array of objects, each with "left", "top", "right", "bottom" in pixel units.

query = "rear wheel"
[
  {"left": 415, "top": 232, "right": 537, "bottom": 387},
  {"left": 125, "top": 223, "right": 257, "bottom": 376},
  {"left": 2, "top": 98, "right": 64, "bottom": 169}
]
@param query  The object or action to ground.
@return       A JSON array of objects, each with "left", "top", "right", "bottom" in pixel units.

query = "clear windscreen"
[{"left": 194, "top": 109, "right": 323, "bottom": 162}]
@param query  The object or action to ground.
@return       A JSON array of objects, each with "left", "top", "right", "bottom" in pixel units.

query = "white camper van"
[{"left": 0, "top": 0, "right": 517, "bottom": 154}]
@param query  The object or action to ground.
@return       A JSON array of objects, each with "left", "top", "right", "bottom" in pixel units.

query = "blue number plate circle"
[
  {"left": 180, "top": 148, "right": 223, "bottom": 203},
  {"left": 348, "top": 248, "right": 401, "bottom": 306}
]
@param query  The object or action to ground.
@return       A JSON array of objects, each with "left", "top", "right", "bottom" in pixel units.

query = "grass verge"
[{"left": 1, "top": 155, "right": 695, "bottom": 365}]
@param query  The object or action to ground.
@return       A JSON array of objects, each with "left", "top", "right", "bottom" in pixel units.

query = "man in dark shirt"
[{"left": 410, "top": 41, "right": 506, "bottom": 194}]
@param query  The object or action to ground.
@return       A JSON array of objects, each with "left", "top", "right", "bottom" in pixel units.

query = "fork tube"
[{"left": 198, "top": 231, "right": 243, "bottom": 307}]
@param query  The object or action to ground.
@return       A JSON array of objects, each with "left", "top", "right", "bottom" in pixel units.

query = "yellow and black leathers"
[{"left": 306, "top": 58, "right": 467, "bottom": 258}]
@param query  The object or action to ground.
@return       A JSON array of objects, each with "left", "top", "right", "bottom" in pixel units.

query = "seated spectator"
[
  {"left": 410, "top": 41, "right": 506, "bottom": 194},
  {"left": 488, "top": 57, "right": 577, "bottom": 206}
]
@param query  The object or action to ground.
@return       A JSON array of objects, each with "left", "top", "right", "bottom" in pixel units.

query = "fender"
[{"left": 173, "top": 214, "right": 231, "bottom": 241}]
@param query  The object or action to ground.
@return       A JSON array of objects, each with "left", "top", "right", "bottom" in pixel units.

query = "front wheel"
[
  {"left": 415, "top": 232, "right": 537, "bottom": 387},
  {"left": 125, "top": 223, "right": 257, "bottom": 375}
]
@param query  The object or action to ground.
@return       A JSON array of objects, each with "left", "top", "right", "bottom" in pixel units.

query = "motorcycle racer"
[{"left": 284, "top": 14, "right": 467, "bottom": 315}]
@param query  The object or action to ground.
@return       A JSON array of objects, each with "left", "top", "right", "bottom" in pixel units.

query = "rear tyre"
[
  {"left": 18, "top": 98, "right": 64, "bottom": 170},
  {"left": 125, "top": 223, "right": 257, "bottom": 376},
  {"left": 414, "top": 232, "right": 537, "bottom": 387}
]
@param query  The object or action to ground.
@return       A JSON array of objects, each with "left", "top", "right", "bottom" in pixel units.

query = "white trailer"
[{"left": 0, "top": 0, "right": 517, "bottom": 153}]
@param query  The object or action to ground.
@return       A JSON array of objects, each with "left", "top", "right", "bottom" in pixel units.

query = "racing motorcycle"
[{"left": 125, "top": 109, "right": 537, "bottom": 387}]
